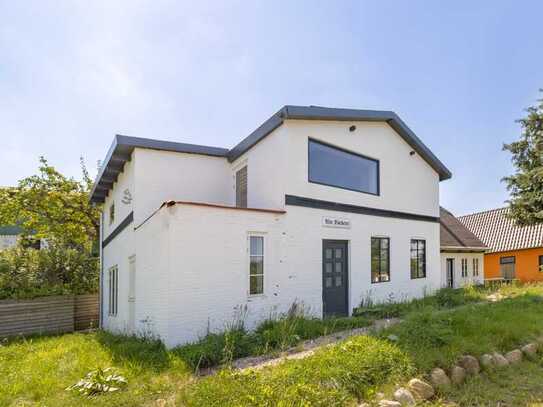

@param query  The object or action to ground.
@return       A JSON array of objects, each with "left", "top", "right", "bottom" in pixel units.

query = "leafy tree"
[
  {"left": 0, "top": 157, "right": 100, "bottom": 251},
  {"left": 503, "top": 92, "right": 543, "bottom": 225}
]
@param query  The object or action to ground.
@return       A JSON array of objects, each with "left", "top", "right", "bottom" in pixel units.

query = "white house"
[
  {"left": 90, "top": 105, "right": 453, "bottom": 347},
  {"left": 439, "top": 207, "right": 486, "bottom": 288}
]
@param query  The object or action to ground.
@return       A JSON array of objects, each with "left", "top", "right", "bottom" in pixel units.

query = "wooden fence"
[{"left": 0, "top": 294, "right": 99, "bottom": 338}]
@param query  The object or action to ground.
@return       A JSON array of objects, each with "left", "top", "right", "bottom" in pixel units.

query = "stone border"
[{"left": 360, "top": 337, "right": 542, "bottom": 406}]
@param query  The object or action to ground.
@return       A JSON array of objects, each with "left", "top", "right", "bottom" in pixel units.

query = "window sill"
[
  {"left": 410, "top": 276, "right": 427, "bottom": 280},
  {"left": 248, "top": 294, "right": 266, "bottom": 300},
  {"left": 371, "top": 279, "right": 391, "bottom": 284}
]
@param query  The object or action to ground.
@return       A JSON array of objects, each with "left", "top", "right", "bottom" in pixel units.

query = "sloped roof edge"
[{"left": 90, "top": 106, "right": 452, "bottom": 203}]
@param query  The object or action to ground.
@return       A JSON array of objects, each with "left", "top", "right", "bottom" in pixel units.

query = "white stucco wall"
[
  {"left": 440, "top": 252, "right": 485, "bottom": 289},
  {"left": 0, "top": 235, "right": 18, "bottom": 250},
  {"left": 99, "top": 117, "right": 445, "bottom": 346},
  {"left": 285, "top": 120, "right": 440, "bottom": 217},
  {"left": 133, "top": 148, "right": 231, "bottom": 225},
  {"left": 117, "top": 202, "right": 440, "bottom": 347}
]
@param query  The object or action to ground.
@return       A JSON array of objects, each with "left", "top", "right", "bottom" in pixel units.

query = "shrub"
[{"left": 0, "top": 243, "right": 98, "bottom": 300}]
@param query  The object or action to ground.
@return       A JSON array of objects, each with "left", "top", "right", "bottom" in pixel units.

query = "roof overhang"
[
  {"left": 90, "top": 135, "right": 228, "bottom": 203},
  {"left": 440, "top": 246, "right": 488, "bottom": 253},
  {"left": 227, "top": 105, "right": 453, "bottom": 181},
  {"left": 90, "top": 106, "right": 453, "bottom": 203}
]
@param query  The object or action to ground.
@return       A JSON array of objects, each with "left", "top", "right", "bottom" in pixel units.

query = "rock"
[
  {"left": 521, "top": 343, "right": 538, "bottom": 358},
  {"left": 387, "top": 334, "right": 400, "bottom": 342},
  {"left": 480, "top": 354, "right": 495, "bottom": 370},
  {"left": 450, "top": 365, "right": 466, "bottom": 385},
  {"left": 492, "top": 352, "right": 509, "bottom": 368},
  {"left": 505, "top": 349, "right": 523, "bottom": 364},
  {"left": 358, "top": 403, "right": 370, "bottom": 407},
  {"left": 407, "top": 378, "right": 435, "bottom": 400},
  {"left": 376, "top": 392, "right": 386, "bottom": 400},
  {"left": 154, "top": 400, "right": 167, "bottom": 407},
  {"left": 393, "top": 387, "right": 416, "bottom": 405},
  {"left": 379, "top": 400, "right": 402, "bottom": 407},
  {"left": 430, "top": 368, "right": 451, "bottom": 388},
  {"left": 458, "top": 355, "right": 480, "bottom": 375}
]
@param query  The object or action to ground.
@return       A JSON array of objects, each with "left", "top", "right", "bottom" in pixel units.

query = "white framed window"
[
  {"left": 473, "top": 258, "right": 479, "bottom": 277},
  {"left": 108, "top": 265, "right": 119, "bottom": 316},
  {"left": 249, "top": 235, "right": 264, "bottom": 295},
  {"left": 461, "top": 258, "right": 468, "bottom": 277}
]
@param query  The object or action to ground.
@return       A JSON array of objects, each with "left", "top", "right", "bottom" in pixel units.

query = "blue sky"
[{"left": 1, "top": 1, "right": 542, "bottom": 215}]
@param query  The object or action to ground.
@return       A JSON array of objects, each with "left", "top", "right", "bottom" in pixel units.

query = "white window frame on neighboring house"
[
  {"left": 248, "top": 234, "right": 265, "bottom": 296},
  {"left": 473, "top": 258, "right": 479, "bottom": 277},
  {"left": 461, "top": 258, "right": 468, "bottom": 278},
  {"left": 108, "top": 265, "right": 119, "bottom": 316}
]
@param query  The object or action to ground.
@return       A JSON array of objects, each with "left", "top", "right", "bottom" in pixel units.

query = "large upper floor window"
[{"left": 308, "top": 139, "right": 379, "bottom": 195}]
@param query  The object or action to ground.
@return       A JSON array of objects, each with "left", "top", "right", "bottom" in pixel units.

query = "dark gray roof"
[
  {"left": 0, "top": 225, "right": 23, "bottom": 236},
  {"left": 440, "top": 207, "right": 487, "bottom": 250},
  {"left": 90, "top": 106, "right": 452, "bottom": 203}
]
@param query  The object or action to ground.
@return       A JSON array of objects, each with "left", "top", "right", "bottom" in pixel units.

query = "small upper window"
[
  {"left": 371, "top": 237, "right": 390, "bottom": 283},
  {"left": 236, "top": 166, "right": 248, "bottom": 208},
  {"left": 109, "top": 202, "right": 115, "bottom": 225},
  {"left": 308, "top": 139, "right": 379, "bottom": 195},
  {"left": 249, "top": 236, "right": 264, "bottom": 295},
  {"left": 410, "top": 239, "right": 426, "bottom": 279},
  {"left": 539, "top": 256, "right": 543, "bottom": 273}
]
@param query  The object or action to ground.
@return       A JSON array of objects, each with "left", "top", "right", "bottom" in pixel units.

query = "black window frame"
[
  {"left": 308, "top": 138, "right": 380, "bottom": 196},
  {"left": 371, "top": 237, "right": 390, "bottom": 283},
  {"left": 108, "top": 265, "right": 118, "bottom": 316},
  {"left": 410, "top": 239, "right": 426, "bottom": 279},
  {"left": 539, "top": 255, "right": 543, "bottom": 273}
]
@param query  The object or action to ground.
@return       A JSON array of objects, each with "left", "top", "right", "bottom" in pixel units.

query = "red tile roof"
[{"left": 459, "top": 207, "right": 543, "bottom": 253}]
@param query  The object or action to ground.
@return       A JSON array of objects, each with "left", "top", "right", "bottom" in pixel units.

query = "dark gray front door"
[
  {"left": 446, "top": 258, "right": 454, "bottom": 288},
  {"left": 322, "top": 240, "right": 348, "bottom": 317}
]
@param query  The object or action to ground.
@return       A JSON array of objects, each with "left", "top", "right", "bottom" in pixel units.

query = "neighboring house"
[
  {"left": 90, "top": 105, "right": 452, "bottom": 347},
  {"left": 439, "top": 207, "right": 486, "bottom": 288},
  {"left": 0, "top": 225, "right": 22, "bottom": 250},
  {"left": 459, "top": 207, "right": 543, "bottom": 282}
]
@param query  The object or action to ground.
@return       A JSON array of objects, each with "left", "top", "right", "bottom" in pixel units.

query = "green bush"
[
  {"left": 0, "top": 243, "right": 98, "bottom": 300},
  {"left": 182, "top": 335, "right": 414, "bottom": 406}
]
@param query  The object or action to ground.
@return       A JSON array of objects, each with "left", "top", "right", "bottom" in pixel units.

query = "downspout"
[{"left": 99, "top": 210, "right": 104, "bottom": 328}]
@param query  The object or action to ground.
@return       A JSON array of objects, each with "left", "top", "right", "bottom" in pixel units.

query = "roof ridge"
[{"left": 459, "top": 206, "right": 508, "bottom": 219}]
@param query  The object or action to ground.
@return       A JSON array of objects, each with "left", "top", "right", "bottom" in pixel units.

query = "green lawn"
[
  {"left": 429, "top": 358, "right": 543, "bottom": 406},
  {"left": 2, "top": 283, "right": 543, "bottom": 406}
]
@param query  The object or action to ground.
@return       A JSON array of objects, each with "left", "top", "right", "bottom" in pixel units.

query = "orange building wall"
[{"left": 485, "top": 247, "right": 543, "bottom": 282}]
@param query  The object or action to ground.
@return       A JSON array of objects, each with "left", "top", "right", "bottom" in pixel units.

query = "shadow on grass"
[{"left": 95, "top": 330, "right": 173, "bottom": 372}]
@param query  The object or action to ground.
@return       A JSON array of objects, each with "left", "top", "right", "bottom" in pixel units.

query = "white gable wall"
[{"left": 285, "top": 120, "right": 440, "bottom": 217}]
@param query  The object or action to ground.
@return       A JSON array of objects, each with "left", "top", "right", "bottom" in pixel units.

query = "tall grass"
[
  {"left": 173, "top": 314, "right": 371, "bottom": 370},
  {"left": 182, "top": 335, "right": 414, "bottom": 406}
]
